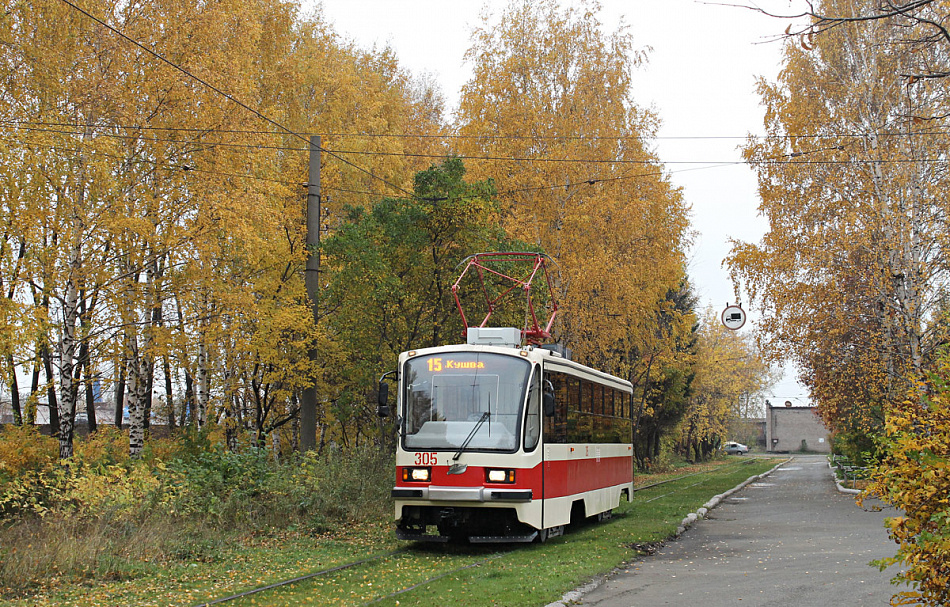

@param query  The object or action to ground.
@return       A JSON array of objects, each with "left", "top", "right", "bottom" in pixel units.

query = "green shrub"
[
  {"left": 0, "top": 426, "right": 396, "bottom": 593},
  {"left": 0, "top": 425, "right": 57, "bottom": 485},
  {"left": 832, "top": 429, "right": 879, "bottom": 466}
]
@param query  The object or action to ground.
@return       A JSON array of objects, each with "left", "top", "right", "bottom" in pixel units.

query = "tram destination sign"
[{"left": 427, "top": 357, "right": 486, "bottom": 372}]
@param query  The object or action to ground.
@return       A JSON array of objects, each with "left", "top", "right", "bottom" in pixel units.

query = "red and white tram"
[{"left": 379, "top": 327, "right": 634, "bottom": 543}]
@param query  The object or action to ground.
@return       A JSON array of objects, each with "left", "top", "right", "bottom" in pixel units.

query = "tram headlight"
[
  {"left": 402, "top": 467, "right": 431, "bottom": 482},
  {"left": 486, "top": 469, "right": 516, "bottom": 483}
]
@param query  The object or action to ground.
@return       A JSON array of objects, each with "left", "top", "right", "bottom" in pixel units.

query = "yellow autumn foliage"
[
  {"left": 730, "top": 1, "right": 950, "bottom": 602},
  {"left": 732, "top": 0, "right": 950, "bottom": 420},
  {"left": 864, "top": 354, "right": 950, "bottom": 606},
  {"left": 0, "top": 425, "right": 58, "bottom": 481},
  {"left": 0, "top": 0, "right": 447, "bottom": 456},
  {"left": 455, "top": 0, "right": 691, "bottom": 377}
]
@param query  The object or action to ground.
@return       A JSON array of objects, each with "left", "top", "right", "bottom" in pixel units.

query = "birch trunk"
[
  {"left": 196, "top": 336, "right": 209, "bottom": 427},
  {"left": 127, "top": 337, "right": 151, "bottom": 457},
  {"left": 57, "top": 231, "right": 82, "bottom": 459}
]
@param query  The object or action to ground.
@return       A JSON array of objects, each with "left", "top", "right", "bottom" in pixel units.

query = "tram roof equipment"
[{"left": 452, "top": 252, "right": 559, "bottom": 346}]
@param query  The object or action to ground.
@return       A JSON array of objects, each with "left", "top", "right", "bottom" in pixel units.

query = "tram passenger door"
[
  {"left": 540, "top": 369, "right": 571, "bottom": 530},
  {"left": 538, "top": 369, "right": 559, "bottom": 530},
  {"left": 524, "top": 370, "right": 542, "bottom": 452},
  {"left": 523, "top": 368, "right": 545, "bottom": 530}
]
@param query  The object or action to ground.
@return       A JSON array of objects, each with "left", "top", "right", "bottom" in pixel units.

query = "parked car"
[{"left": 723, "top": 441, "right": 749, "bottom": 455}]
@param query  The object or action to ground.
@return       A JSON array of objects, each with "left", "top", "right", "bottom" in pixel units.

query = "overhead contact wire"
[{"left": 8, "top": 119, "right": 950, "bottom": 141}]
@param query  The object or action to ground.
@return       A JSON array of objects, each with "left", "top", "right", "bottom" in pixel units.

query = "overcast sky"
[{"left": 308, "top": 0, "right": 809, "bottom": 402}]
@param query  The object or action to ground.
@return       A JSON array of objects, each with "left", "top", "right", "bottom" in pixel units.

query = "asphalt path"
[{"left": 579, "top": 455, "right": 900, "bottom": 607}]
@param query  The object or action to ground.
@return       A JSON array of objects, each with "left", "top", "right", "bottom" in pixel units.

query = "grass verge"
[
  {"left": 358, "top": 457, "right": 781, "bottom": 607},
  {"left": 0, "top": 457, "right": 779, "bottom": 607}
]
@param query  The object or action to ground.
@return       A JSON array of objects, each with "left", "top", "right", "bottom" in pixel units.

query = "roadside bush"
[
  {"left": 0, "top": 426, "right": 395, "bottom": 593},
  {"left": 635, "top": 436, "right": 680, "bottom": 474},
  {"left": 0, "top": 455, "right": 178, "bottom": 521},
  {"left": 162, "top": 442, "right": 394, "bottom": 530},
  {"left": 832, "top": 429, "right": 879, "bottom": 467},
  {"left": 73, "top": 426, "right": 130, "bottom": 467},
  {"left": 0, "top": 425, "right": 57, "bottom": 485},
  {"left": 288, "top": 445, "right": 394, "bottom": 525},
  {"left": 865, "top": 352, "right": 950, "bottom": 606}
]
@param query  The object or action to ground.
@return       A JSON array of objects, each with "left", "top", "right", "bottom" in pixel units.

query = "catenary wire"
[
  {"left": 0, "top": 134, "right": 386, "bottom": 196},
  {"left": 7, "top": 123, "right": 947, "bottom": 166},
  {"left": 7, "top": 119, "right": 950, "bottom": 141},
  {"left": 8, "top": 128, "right": 940, "bottom": 207}
]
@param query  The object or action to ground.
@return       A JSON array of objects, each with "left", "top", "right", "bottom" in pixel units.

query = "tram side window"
[
  {"left": 543, "top": 370, "right": 633, "bottom": 444},
  {"left": 543, "top": 370, "right": 569, "bottom": 443},
  {"left": 599, "top": 387, "right": 618, "bottom": 442},
  {"left": 573, "top": 379, "right": 591, "bottom": 442},
  {"left": 591, "top": 384, "right": 610, "bottom": 443},
  {"left": 616, "top": 389, "right": 633, "bottom": 441},
  {"left": 592, "top": 383, "right": 603, "bottom": 416},
  {"left": 566, "top": 375, "right": 580, "bottom": 441}
]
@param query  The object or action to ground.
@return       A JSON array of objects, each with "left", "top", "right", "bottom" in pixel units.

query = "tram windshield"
[{"left": 402, "top": 352, "right": 530, "bottom": 452}]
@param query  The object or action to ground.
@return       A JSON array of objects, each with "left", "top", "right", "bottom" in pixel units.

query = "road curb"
[
  {"left": 829, "top": 460, "right": 862, "bottom": 495},
  {"left": 676, "top": 457, "right": 790, "bottom": 536},
  {"left": 544, "top": 458, "right": 792, "bottom": 607}
]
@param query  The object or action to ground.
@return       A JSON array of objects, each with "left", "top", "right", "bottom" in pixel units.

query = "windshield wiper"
[{"left": 453, "top": 411, "right": 489, "bottom": 461}]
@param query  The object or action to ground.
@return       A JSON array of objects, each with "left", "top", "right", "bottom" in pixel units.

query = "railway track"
[
  {"left": 193, "top": 546, "right": 511, "bottom": 607},
  {"left": 193, "top": 550, "right": 407, "bottom": 606},
  {"left": 194, "top": 459, "right": 761, "bottom": 607},
  {"left": 632, "top": 458, "right": 759, "bottom": 496}
]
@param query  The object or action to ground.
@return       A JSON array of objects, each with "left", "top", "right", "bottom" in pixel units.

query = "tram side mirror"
[
  {"left": 377, "top": 381, "right": 390, "bottom": 418},
  {"left": 542, "top": 380, "right": 555, "bottom": 417}
]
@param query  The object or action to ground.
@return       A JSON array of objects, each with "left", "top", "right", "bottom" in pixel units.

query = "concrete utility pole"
[{"left": 300, "top": 135, "right": 321, "bottom": 453}]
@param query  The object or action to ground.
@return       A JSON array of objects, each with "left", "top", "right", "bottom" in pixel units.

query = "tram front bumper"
[{"left": 391, "top": 486, "right": 532, "bottom": 502}]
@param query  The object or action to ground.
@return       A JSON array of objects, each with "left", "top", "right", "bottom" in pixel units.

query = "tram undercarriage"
[{"left": 396, "top": 504, "right": 564, "bottom": 543}]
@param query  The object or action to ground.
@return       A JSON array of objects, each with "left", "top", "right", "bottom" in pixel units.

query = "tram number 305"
[{"left": 414, "top": 452, "right": 438, "bottom": 466}]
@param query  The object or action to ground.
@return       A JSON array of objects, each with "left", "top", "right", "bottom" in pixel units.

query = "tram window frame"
[
  {"left": 542, "top": 368, "right": 633, "bottom": 444},
  {"left": 523, "top": 367, "right": 541, "bottom": 452},
  {"left": 569, "top": 376, "right": 581, "bottom": 412},
  {"left": 544, "top": 370, "right": 570, "bottom": 443}
]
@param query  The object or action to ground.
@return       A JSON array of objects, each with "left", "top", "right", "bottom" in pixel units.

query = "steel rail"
[
  {"left": 362, "top": 551, "right": 511, "bottom": 605},
  {"left": 632, "top": 458, "right": 757, "bottom": 493},
  {"left": 192, "top": 549, "right": 406, "bottom": 606},
  {"left": 196, "top": 459, "right": 761, "bottom": 606}
]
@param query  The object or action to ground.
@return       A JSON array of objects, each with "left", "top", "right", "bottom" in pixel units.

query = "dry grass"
[
  {"left": 0, "top": 437, "right": 394, "bottom": 598},
  {"left": 635, "top": 457, "right": 744, "bottom": 488},
  {"left": 0, "top": 514, "right": 223, "bottom": 596}
]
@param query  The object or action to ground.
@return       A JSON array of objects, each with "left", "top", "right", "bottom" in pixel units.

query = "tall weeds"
[{"left": 0, "top": 427, "right": 393, "bottom": 594}]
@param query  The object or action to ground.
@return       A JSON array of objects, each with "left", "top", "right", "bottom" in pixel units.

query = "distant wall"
[
  {"left": 0, "top": 400, "right": 120, "bottom": 426},
  {"left": 766, "top": 405, "right": 830, "bottom": 453},
  {"left": 753, "top": 419, "right": 766, "bottom": 448}
]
